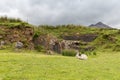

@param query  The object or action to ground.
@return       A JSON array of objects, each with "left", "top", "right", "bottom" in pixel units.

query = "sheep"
[{"left": 76, "top": 51, "right": 88, "bottom": 60}]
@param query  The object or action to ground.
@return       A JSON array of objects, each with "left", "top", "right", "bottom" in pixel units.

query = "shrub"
[
  {"left": 62, "top": 49, "right": 76, "bottom": 57},
  {"left": 35, "top": 45, "right": 45, "bottom": 52},
  {"left": 33, "top": 33, "right": 39, "bottom": 39},
  {"left": 91, "top": 51, "right": 97, "bottom": 55},
  {"left": 80, "top": 51, "right": 97, "bottom": 56},
  {"left": 0, "top": 45, "right": 6, "bottom": 50},
  {"left": 102, "top": 34, "right": 109, "bottom": 39},
  {"left": 113, "top": 44, "right": 120, "bottom": 51}
]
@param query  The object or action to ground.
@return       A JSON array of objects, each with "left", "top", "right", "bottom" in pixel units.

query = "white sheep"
[{"left": 76, "top": 51, "right": 88, "bottom": 60}]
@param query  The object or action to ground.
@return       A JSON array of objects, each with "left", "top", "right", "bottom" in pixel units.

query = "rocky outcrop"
[
  {"left": 62, "top": 34, "right": 98, "bottom": 42},
  {"left": 61, "top": 40, "right": 84, "bottom": 49},
  {"left": 0, "top": 25, "right": 97, "bottom": 53},
  {"left": 0, "top": 25, "right": 34, "bottom": 49},
  {"left": 33, "top": 33, "right": 97, "bottom": 53},
  {"left": 33, "top": 34, "right": 63, "bottom": 53}
]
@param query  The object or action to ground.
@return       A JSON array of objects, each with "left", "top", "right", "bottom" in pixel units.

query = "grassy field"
[{"left": 0, "top": 51, "right": 120, "bottom": 80}]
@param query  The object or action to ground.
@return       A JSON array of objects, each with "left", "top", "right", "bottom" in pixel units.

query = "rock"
[
  {"left": 0, "top": 41, "right": 5, "bottom": 46},
  {"left": 0, "top": 41, "right": 6, "bottom": 50},
  {"left": 62, "top": 34, "right": 98, "bottom": 42},
  {"left": 47, "top": 50, "right": 54, "bottom": 55},
  {"left": 0, "top": 36, "right": 3, "bottom": 39},
  {"left": 0, "top": 25, "right": 34, "bottom": 49},
  {"left": 15, "top": 41, "right": 24, "bottom": 49},
  {"left": 33, "top": 34, "right": 63, "bottom": 53}
]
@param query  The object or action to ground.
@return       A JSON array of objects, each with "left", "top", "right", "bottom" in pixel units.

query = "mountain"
[{"left": 89, "top": 22, "right": 111, "bottom": 28}]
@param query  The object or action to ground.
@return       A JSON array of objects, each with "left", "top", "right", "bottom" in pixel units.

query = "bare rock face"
[
  {"left": 62, "top": 33, "right": 98, "bottom": 42},
  {"left": 0, "top": 25, "right": 97, "bottom": 53},
  {"left": 0, "top": 25, "right": 34, "bottom": 49},
  {"left": 33, "top": 34, "right": 82, "bottom": 54},
  {"left": 60, "top": 40, "right": 95, "bottom": 51},
  {"left": 33, "top": 33, "right": 96, "bottom": 53},
  {"left": 61, "top": 40, "right": 80, "bottom": 49},
  {"left": 33, "top": 34, "right": 63, "bottom": 53}
]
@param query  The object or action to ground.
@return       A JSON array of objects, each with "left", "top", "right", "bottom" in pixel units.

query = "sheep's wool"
[{"left": 76, "top": 53, "right": 88, "bottom": 60}]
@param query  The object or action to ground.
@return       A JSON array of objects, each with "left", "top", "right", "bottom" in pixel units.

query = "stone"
[
  {"left": 62, "top": 34, "right": 98, "bottom": 42},
  {"left": 0, "top": 41, "right": 5, "bottom": 46},
  {"left": 15, "top": 41, "right": 24, "bottom": 49}
]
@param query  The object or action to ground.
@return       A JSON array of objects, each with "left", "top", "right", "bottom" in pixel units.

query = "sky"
[{"left": 0, "top": 0, "right": 120, "bottom": 28}]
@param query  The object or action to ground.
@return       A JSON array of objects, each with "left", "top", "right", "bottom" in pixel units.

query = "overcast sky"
[{"left": 0, "top": 0, "right": 120, "bottom": 28}]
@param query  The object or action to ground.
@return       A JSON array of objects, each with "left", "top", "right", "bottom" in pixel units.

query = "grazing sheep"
[{"left": 76, "top": 51, "right": 88, "bottom": 60}]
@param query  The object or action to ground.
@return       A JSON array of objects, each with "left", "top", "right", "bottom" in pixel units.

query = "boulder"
[
  {"left": 0, "top": 41, "right": 5, "bottom": 46},
  {"left": 15, "top": 41, "right": 24, "bottom": 49}
]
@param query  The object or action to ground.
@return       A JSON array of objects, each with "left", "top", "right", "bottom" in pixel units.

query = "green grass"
[
  {"left": 0, "top": 51, "right": 120, "bottom": 80},
  {"left": 37, "top": 25, "right": 118, "bottom": 38}
]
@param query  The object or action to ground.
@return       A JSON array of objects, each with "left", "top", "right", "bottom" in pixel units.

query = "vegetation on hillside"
[
  {"left": 35, "top": 25, "right": 120, "bottom": 53},
  {"left": 0, "top": 16, "right": 31, "bottom": 27},
  {"left": 1, "top": 17, "right": 120, "bottom": 80},
  {"left": 37, "top": 25, "right": 117, "bottom": 38},
  {"left": 0, "top": 17, "right": 120, "bottom": 55},
  {"left": 0, "top": 16, "right": 22, "bottom": 22}
]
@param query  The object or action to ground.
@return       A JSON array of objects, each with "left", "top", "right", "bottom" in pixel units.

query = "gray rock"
[
  {"left": 15, "top": 41, "right": 24, "bottom": 49},
  {"left": 0, "top": 41, "right": 5, "bottom": 46}
]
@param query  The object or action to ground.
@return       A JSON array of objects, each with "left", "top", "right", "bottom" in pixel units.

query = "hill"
[
  {"left": 34, "top": 25, "right": 120, "bottom": 54},
  {"left": 0, "top": 17, "right": 120, "bottom": 55},
  {"left": 89, "top": 22, "right": 111, "bottom": 28}
]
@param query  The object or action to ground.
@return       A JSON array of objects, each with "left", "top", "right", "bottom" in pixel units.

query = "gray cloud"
[{"left": 0, "top": 0, "right": 120, "bottom": 28}]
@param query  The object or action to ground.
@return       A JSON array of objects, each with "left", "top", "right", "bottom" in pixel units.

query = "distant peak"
[
  {"left": 89, "top": 22, "right": 111, "bottom": 28},
  {"left": 96, "top": 22, "right": 103, "bottom": 25}
]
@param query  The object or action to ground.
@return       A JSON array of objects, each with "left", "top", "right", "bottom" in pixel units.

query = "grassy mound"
[{"left": 62, "top": 49, "right": 76, "bottom": 56}]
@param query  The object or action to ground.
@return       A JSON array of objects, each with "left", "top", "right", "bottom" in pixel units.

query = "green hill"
[
  {"left": 35, "top": 25, "right": 120, "bottom": 53},
  {"left": 0, "top": 17, "right": 120, "bottom": 54}
]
